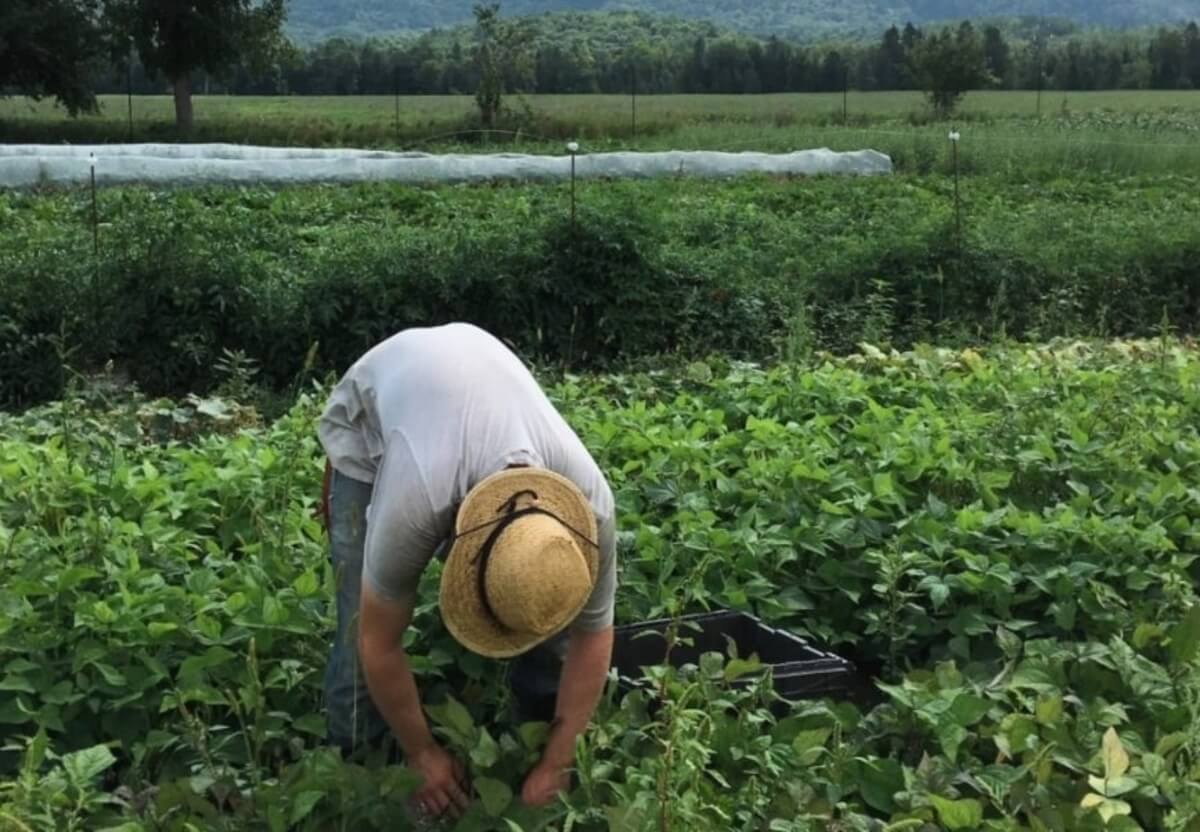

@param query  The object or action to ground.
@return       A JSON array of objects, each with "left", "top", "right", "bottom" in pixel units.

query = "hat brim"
[{"left": 439, "top": 468, "right": 599, "bottom": 658}]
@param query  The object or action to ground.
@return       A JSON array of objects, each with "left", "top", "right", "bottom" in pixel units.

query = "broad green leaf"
[
  {"left": 57, "top": 566, "right": 100, "bottom": 591},
  {"left": 929, "top": 795, "right": 983, "bottom": 830},
  {"left": 1168, "top": 606, "right": 1200, "bottom": 667},
  {"left": 1088, "top": 775, "right": 1138, "bottom": 798},
  {"left": 293, "top": 714, "right": 327, "bottom": 737},
  {"left": 853, "top": 758, "right": 904, "bottom": 814},
  {"left": 995, "top": 714, "right": 1038, "bottom": 758},
  {"left": 1102, "top": 727, "right": 1130, "bottom": 780},
  {"left": 872, "top": 472, "right": 895, "bottom": 499},
  {"left": 877, "top": 681, "right": 913, "bottom": 709},
  {"left": 92, "top": 601, "right": 117, "bottom": 624},
  {"left": 1035, "top": 695, "right": 1063, "bottom": 726},
  {"left": 26, "top": 726, "right": 49, "bottom": 771},
  {"left": 475, "top": 776, "right": 512, "bottom": 817},
  {"left": 428, "top": 697, "right": 475, "bottom": 738},
  {"left": 1009, "top": 666, "right": 1057, "bottom": 693},
  {"left": 936, "top": 722, "right": 969, "bottom": 761},
  {"left": 724, "top": 656, "right": 762, "bottom": 682},
  {"left": 471, "top": 727, "right": 500, "bottom": 768},
  {"left": 379, "top": 765, "right": 421, "bottom": 797},
  {"left": 1156, "top": 732, "right": 1188, "bottom": 756},
  {"left": 996, "top": 627, "right": 1022, "bottom": 657},
  {"left": 1089, "top": 797, "right": 1132, "bottom": 824},
  {"left": 935, "top": 661, "right": 963, "bottom": 689},
  {"left": 517, "top": 721, "right": 549, "bottom": 750},
  {"left": 819, "top": 499, "right": 850, "bottom": 517},
  {"left": 225, "top": 593, "right": 249, "bottom": 615},
  {"left": 289, "top": 790, "right": 324, "bottom": 825},
  {"left": 90, "top": 661, "right": 127, "bottom": 687},
  {"left": 262, "top": 596, "right": 287, "bottom": 626},
  {"left": 292, "top": 571, "right": 320, "bottom": 597},
  {"left": 929, "top": 582, "right": 950, "bottom": 610},
  {"left": 0, "top": 696, "right": 32, "bottom": 725},
  {"left": 1132, "top": 622, "right": 1165, "bottom": 650},
  {"left": 5, "top": 660, "right": 39, "bottom": 675},
  {"left": 179, "top": 647, "right": 235, "bottom": 685},
  {"left": 973, "top": 764, "right": 1023, "bottom": 800},
  {"left": 700, "top": 652, "right": 726, "bottom": 677},
  {"left": 0, "top": 674, "right": 35, "bottom": 694},
  {"left": 62, "top": 745, "right": 117, "bottom": 784},
  {"left": 792, "top": 728, "right": 832, "bottom": 762},
  {"left": 194, "top": 398, "right": 231, "bottom": 420},
  {"left": 949, "top": 694, "right": 991, "bottom": 726},
  {"left": 607, "top": 804, "right": 649, "bottom": 832},
  {"left": 1099, "top": 797, "right": 1128, "bottom": 825}
]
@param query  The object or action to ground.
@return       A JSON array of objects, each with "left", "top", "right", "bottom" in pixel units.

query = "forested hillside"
[
  {"left": 286, "top": 0, "right": 1195, "bottom": 41},
  {"left": 93, "top": 11, "right": 1200, "bottom": 96}
]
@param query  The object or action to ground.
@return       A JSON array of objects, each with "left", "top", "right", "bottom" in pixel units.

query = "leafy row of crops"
[
  {"left": 2, "top": 340, "right": 1200, "bottom": 830},
  {"left": 4, "top": 174, "right": 1199, "bottom": 408}
]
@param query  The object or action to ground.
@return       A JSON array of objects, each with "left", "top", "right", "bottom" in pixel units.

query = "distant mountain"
[{"left": 284, "top": 0, "right": 1196, "bottom": 42}]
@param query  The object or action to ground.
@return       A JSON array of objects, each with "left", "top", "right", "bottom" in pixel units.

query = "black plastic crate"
[{"left": 611, "top": 610, "right": 857, "bottom": 703}]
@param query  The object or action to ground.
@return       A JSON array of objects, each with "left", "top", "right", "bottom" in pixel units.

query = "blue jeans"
[{"left": 323, "top": 468, "right": 565, "bottom": 756}]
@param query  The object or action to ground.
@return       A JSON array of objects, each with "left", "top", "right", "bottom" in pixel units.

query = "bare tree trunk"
[{"left": 173, "top": 75, "right": 194, "bottom": 132}]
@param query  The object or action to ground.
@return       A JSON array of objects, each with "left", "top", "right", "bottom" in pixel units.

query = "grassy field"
[
  {"left": 5, "top": 90, "right": 1200, "bottom": 130},
  {"left": 4, "top": 91, "right": 1200, "bottom": 176}
]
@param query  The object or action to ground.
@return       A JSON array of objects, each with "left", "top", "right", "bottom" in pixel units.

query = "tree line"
[
  {"left": 90, "top": 16, "right": 1200, "bottom": 99},
  {"left": 3, "top": 2, "right": 1199, "bottom": 132}
]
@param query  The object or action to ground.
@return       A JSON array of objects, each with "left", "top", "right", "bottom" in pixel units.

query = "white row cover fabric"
[{"left": 0, "top": 143, "right": 891, "bottom": 188}]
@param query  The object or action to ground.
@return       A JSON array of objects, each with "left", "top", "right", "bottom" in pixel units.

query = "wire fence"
[{"left": 4, "top": 90, "right": 1199, "bottom": 147}]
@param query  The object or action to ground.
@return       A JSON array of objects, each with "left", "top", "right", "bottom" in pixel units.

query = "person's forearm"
[
  {"left": 359, "top": 635, "right": 436, "bottom": 759},
  {"left": 541, "top": 626, "right": 614, "bottom": 768}
]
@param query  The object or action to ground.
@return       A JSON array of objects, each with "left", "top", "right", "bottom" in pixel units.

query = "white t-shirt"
[{"left": 317, "top": 323, "right": 616, "bottom": 631}]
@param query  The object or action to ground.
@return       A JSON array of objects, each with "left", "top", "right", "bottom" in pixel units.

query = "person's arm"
[
  {"left": 532, "top": 626, "right": 614, "bottom": 781},
  {"left": 357, "top": 586, "right": 432, "bottom": 758},
  {"left": 521, "top": 507, "right": 618, "bottom": 807},
  {"left": 359, "top": 584, "right": 470, "bottom": 818}
]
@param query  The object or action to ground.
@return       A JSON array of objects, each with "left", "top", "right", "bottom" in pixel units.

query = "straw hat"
[{"left": 439, "top": 467, "right": 599, "bottom": 658}]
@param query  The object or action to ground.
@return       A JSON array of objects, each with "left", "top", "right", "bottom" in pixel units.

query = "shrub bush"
[{"left": 2, "top": 174, "right": 1198, "bottom": 407}]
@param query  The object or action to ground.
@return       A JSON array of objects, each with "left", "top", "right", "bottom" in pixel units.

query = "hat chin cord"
[{"left": 460, "top": 489, "right": 599, "bottom": 631}]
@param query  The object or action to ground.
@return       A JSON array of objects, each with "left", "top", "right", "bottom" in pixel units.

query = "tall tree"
[
  {"left": 761, "top": 36, "right": 792, "bottom": 93},
  {"left": 682, "top": 36, "right": 708, "bottom": 93},
  {"left": 1149, "top": 27, "right": 1186, "bottom": 88},
  {"left": 910, "top": 22, "right": 991, "bottom": 115},
  {"left": 901, "top": 23, "right": 923, "bottom": 53},
  {"left": 900, "top": 22, "right": 924, "bottom": 88},
  {"left": 873, "top": 25, "right": 906, "bottom": 89},
  {"left": 982, "top": 25, "right": 1011, "bottom": 83},
  {"left": 818, "top": 50, "right": 847, "bottom": 93},
  {"left": 106, "top": 0, "right": 286, "bottom": 131},
  {"left": 0, "top": 0, "right": 103, "bottom": 115},
  {"left": 472, "top": 3, "right": 532, "bottom": 128},
  {"left": 1185, "top": 22, "right": 1200, "bottom": 87},
  {"left": 787, "top": 49, "right": 813, "bottom": 92},
  {"left": 706, "top": 37, "right": 758, "bottom": 93}
]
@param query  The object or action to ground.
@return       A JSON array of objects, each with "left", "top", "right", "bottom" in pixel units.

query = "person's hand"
[
  {"left": 520, "top": 759, "right": 571, "bottom": 808},
  {"left": 411, "top": 744, "right": 470, "bottom": 819}
]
